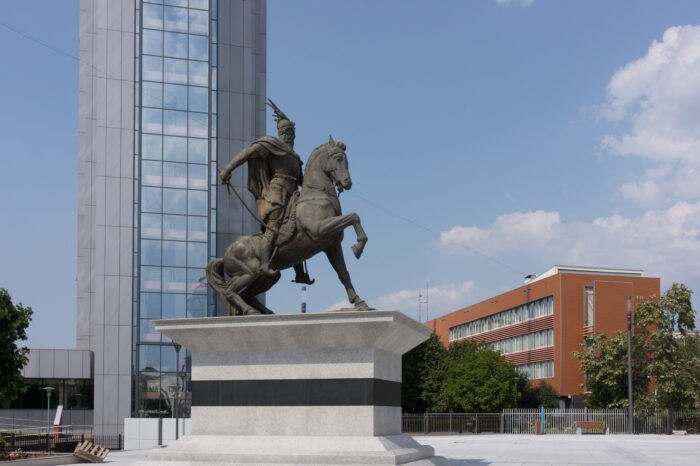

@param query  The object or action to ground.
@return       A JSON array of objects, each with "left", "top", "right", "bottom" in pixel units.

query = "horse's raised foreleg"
[
  {"left": 324, "top": 243, "right": 369, "bottom": 311},
  {"left": 310, "top": 212, "right": 368, "bottom": 259}
]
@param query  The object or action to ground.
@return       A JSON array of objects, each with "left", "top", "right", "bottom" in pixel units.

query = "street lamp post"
[
  {"left": 626, "top": 296, "right": 634, "bottom": 434},
  {"left": 42, "top": 387, "right": 55, "bottom": 452},
  {"left": 174, "top": 343, "right": 182, "bottom": 440}
]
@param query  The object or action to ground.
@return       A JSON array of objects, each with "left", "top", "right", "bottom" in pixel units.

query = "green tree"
[
  {"left": 401, "top": 333, "right": 447, "bottom": 412},
  {"left": 435, "top": 339, "right": 519, "bottom": 412},
  {"left": 0, "top": 288, "right": 33, "bottom": 406},
  {"left": 517, "top": 374, "right": 560, "bottom": 408},
  {"left": 572, "top": 283, "right": 697, "bottom": 410}
]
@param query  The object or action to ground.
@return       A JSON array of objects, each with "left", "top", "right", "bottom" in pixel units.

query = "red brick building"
[{"left": 425, "top": 265, "right": 660, "bottom": 407}]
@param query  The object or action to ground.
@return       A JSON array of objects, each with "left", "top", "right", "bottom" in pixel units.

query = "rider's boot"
[{"left": 292, "top": 263, "right": 315, "bottom": 285}]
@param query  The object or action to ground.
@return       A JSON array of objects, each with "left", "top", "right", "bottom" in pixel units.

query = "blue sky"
[{"left": 1, "top": 0, "right": 700, "bottom": 349}]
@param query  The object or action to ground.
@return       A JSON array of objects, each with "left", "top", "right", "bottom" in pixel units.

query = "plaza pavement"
[{"left": 103, "top": 434, "right": 699, "bottom": 465}]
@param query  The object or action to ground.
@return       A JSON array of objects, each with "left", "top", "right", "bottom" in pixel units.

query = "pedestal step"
[{"left": 134, "top": 434, "right": 450, "bottom": 465}]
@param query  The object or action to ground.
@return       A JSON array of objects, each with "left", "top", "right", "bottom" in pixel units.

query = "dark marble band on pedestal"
[{"left": 192, "top": 378, "right": 401, "bottom": 407}]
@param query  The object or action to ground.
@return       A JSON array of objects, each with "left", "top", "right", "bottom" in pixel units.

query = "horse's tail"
[{"left": 206, "top": 258, "right": 228, "bottom": 302}]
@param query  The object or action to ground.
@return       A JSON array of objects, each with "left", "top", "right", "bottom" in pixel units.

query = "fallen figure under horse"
[{"left": 206, "top": 136, "right": 370, "bottom": 316}]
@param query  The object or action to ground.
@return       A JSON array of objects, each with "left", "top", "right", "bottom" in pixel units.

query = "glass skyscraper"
[{"left": 77, "top": 0, "right": 266, "bottom": 435}]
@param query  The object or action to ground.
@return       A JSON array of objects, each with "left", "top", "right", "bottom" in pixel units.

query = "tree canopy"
[
  {"left": 572, "top": 283, "right": 698, "bottom": 410},
  {"left": 0, "top": 288, "right": 33, "bottom": 406},
  {"left": 402, "top": 333, "right": 556, "bottom": 412}
]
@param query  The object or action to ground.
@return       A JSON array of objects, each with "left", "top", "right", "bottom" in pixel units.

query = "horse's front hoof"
[
  {"left": 351, "top": 244, "right": 363, "bottom": 259},
  {"left": 352, "top": 299, "right": 371, "bottom": 311}
]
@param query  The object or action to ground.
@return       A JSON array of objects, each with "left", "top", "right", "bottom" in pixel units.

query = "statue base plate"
[{"left": 134, "top": 434, "right": 449, "bottom": 465}]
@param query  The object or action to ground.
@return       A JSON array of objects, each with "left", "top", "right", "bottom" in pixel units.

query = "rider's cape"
[{"left": 247, "top": 136, "right": 303, "bottom": 200}]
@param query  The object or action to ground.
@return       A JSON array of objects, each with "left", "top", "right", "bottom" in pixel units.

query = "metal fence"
[
  {"left": 403, "top": 409, "right": 700, "bottom": 435},
  {"left": 0, "top": 433, "right": 123, "bottom": 452}
]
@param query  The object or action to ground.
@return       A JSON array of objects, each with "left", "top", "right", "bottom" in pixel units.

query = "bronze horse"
[{"left": 206, "top": 137, "right": 369, "bottom": 315}]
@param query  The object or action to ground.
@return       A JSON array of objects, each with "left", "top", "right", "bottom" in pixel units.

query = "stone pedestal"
[{"left": 137, "top": 310, "right": 448, "bottom": 465}]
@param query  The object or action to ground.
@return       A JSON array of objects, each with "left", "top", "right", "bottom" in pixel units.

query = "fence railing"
[
  {"left": 403, "top": 409, "right": 700, "bottom": 435},
  {"left": 0, "top": 432, "right": 123, "bottom": 452}
]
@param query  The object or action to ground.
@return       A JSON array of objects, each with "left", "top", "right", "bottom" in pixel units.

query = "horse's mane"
[{"left": 305, "top": 140, "right": 346, "bottom": 175}]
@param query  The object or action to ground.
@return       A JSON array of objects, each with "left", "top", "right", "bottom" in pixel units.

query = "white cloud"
[
  {"left": 602, "top": 25, "right": 700, "bottom": 205},
  {"left": 439, "top": 203, "right": 700, "bottom": 285},
  {"left": 495, "top": 0, "right": 534, "bottom": 6},
  {"left": 325, "top": 282, "right": 476, "bottom": 319}
]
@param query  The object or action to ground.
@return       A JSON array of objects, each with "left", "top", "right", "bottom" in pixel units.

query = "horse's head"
[{"left": 308, "top": 135, "right": 352, "bottom": 193}]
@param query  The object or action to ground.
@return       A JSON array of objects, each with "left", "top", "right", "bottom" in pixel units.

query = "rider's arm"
[{"left": 219, "top": 145, "right": 262, "bottom": 183}]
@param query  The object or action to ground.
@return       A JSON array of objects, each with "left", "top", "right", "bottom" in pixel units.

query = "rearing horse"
[{"left": 206, "top": 137, "right": 369, "bottom": 315}]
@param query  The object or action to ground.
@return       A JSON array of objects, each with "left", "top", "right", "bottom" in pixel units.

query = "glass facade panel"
[
  {"left": 163, "top": 136, "right": 187, "bottom": 162},
  {"left": 164, "top": 84, "right": 188, "bottom": 110},
  {"left": 163, "top": 162, "right": 187, "bottom": 188},
  {"left": 164, "top": 31, "right": 188, "bottom": 58},
  {"left": 135, "top": 0, "right": 214, "bottom": 419},
  {"left": 162, "top": 293, "right": 186, "bottom": 318},
  {"left": 162, "top": 240, "right": 187, "bottom": 266},
  {"left": 163, "top": 214, "right": 187, "bottom": 240},
  {"left": 142, "top": 134, "right": 162, "bottom": 160},
  {"left": 188, "top": 138, "right": 207, "bottom": 163},
  {"left": 164, "top": 6, "right": 188, "bottom": 32},
  {"left": 164, "top": 58, "right": 188, "bottom": 84},
  {"left": 163, "top": 188, "right": 187, "bottom": 214}
]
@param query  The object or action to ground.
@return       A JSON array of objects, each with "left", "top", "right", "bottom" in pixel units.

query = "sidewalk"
[{"left": 103, "top": 434, "right": 699, "bottom": 465}]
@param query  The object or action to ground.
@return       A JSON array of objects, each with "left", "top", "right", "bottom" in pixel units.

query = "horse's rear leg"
[
  {"left": 324, "top": 243, "right": 369, "bottom": 310},
  {"left": 240, "top": 272, "right": 281, "bottom": 314}
]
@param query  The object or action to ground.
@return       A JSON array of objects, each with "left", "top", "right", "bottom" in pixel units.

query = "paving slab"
[{"left": 416, "top": 434, "right": 700, "bottom": 466}]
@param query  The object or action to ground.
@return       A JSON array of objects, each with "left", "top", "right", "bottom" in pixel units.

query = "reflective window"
[
  {"left": 142, "top": 55, "right": 163, "bottom": 82},
  {"left": 162, "top": 293, "right": 186, "bottom": 319},
  {"left": 189, "top": 9, "right": 208, "bottom": 35},
  {"left": 188, "top": 216, "right": 207, "bottom": 241},
  {"left": 163, "top": 162, "right": 187, "bottom": 188},
  {"left": 164, "top": 0, "right": 187, "bottom": 7},
  {"left": 163, "top": 110, "right": 188, "bottom": 136},
  {"left": 141, "top": 239, "right": 162, "bottom": 266},
  {"left": 162, "top": 241, "right": 187, "bottom": 267},
  {"left": 163, "top": 215, "right": 187, "bottom": 240},
  {"left": 188, "top": 86, "right": 207, "bottom": 112},
  {"left": 142, "top": 81, "right": 163, "bottom": 108},
  {"left": 189, "top": 35, "right": 208, "bottom": 61},
  {"left": 142, "top": 3, "right": 164, "bottom": 29},
  {"left": 141, "top": 213, "right": 162, "bottom": 239},
  {"left": 187, "top": 268, "right": 207, "bottom": 293},
  {"left": 139, "top": 345, "right": 161, "bottom": 372},
  {"left": 163, "top": 136, "right": 187, "bottom": 162},
  {"left": 143, "top": 29, "right": 163, "bottom": 55},
  {"left": 187, "top": 294, "right": 206, "bottom": 318},
  {"left": 142, "top": 108, "right": 163, "bottom": 134},
  {"left": 190, "top": 0, "right": 208, "bottom": 9},
  {"left": 163, "top": 267, "right": 187, "bottom": 293},
  {"left": 188, "top": 190, "right": 207, "bottom": 215},
  {"left": 141, "top": 266, "right": 161, "bottom": 292},
  {"left": 163, "top": 188, "right": 187, "bottom": 214},
  {"left": 188, "top": 112, "right": 208, "bottom": 138},
  {"left": 140, "top": 319, "right": 161, "bottom": 343},
  {"left": 188, "top": 164, "right": 207, "bottom": 190},
  {"left": 141, "top": 187, "right": 162, "bottom": 213},
  {"left": 163, "top": 6, "right": 188, "bottom": 32},
  {"left": 163, "top": 84, "right": 187, "bottom": 110},
  {"left": 188, "top": 138, "right": 207, "bottom": 164},
  {"left": 142, "top": 134, "right": 162, "bottom": 160},
  {"left": 142, "top": 161, "right": 163, "bottom": 186},
  {"left": 187, "top": 242, "right": 207, "bottom": 267},
  {"left": 164, "top": 31, "right": 188, "bottom": 58},
  {"left": 161, "top": 346, "right": 177, "bottom": 372},
  {"left": 188, "top": 61, "right": 208, "bottom": 86},
  {"left": 140, "top": 293, "right": 161, "bottom": 319},
  {"left": 164, "top": 58, "right": 188, "bottom": 84}
]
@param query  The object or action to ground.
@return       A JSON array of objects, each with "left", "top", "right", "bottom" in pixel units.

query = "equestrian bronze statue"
[{"left": 207, "top": 101, "right": 369, "bottom": 315}]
